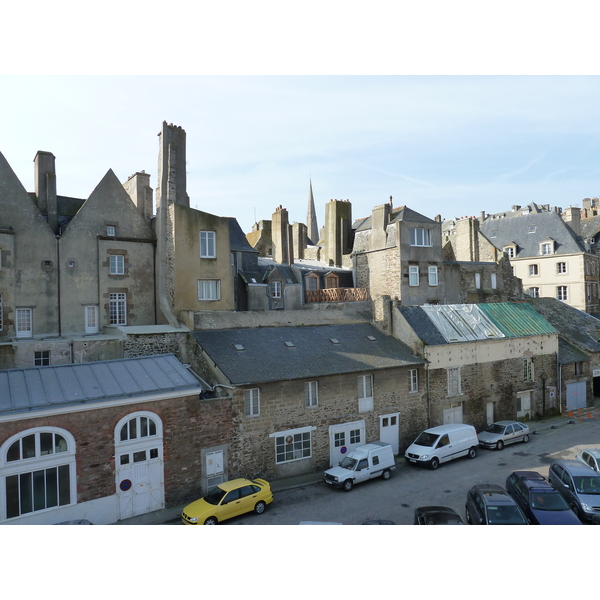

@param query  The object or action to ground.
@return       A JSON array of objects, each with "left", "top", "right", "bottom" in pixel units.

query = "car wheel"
[
  {"left": 466, "top": 507, "right": 472, "bottom": 524},
  {"left": 204, "top": 516, "right": 218, "bottom": 525},
  {"left": 254, "top": 500, "right": 266, "bottom": 514},
  {"left": 496, "top": 440, "right": 504, "bottom": 451},
  {"left": 522, "top": 434, "right": 529, "bottom": 443},
  {"left": 381, "top": 469, "right": 391, "bottom": 481},
  {"left": 430, "top": 457, "right": 439, "bottom": 470},
  {"left": 468, "top": 446, "right": 477, "bottom": 459},
  {"left": 342, "top": 479, "right": 353, "bottom": 492}
]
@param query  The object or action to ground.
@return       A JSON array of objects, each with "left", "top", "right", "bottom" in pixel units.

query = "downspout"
[{"left": 55, "top": 235, "right": 62, "bottom": 337}]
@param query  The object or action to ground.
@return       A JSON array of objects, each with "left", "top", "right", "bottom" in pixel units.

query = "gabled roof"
[
  {"left": 354, "top": 206, "right": 436, "bottom": 233},
  {"left": 480, "top": 211, "right": 585, "bottom": 258},
  {"left": 558, "top": 338, "right": 590, "bottom": 365},
  {"left": 0, "top": 354, "right": 204, "bottom": 417},
  {"left": 192, "top": 323, "right": 426, "bottom": 385},
  {"left": 399, "top": 303, "right": 555, "bottom": 345}
]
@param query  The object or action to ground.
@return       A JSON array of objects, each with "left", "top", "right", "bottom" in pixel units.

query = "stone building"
[{"left": 190, "top": 322, "right": 427, "bottom": 479}]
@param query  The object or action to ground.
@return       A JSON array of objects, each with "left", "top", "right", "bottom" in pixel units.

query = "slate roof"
[
  {"left": 228, "top": 217, "right": 259, "bottom": 253},
  {"left": 399, "top": 303, "right": 556, "bottom": 345},
  {"left": 558, "top": 338, "right": 590, "bottom": 365},
  {"left": 0, "top": 354, "right": 204, "bottom": 416},
  {"left": 480, "top": 210, "right": 585, "bottom": 258},
  {"left": 191, "top": 323, "right": 426, "bottom": 385},
  {"left": 354, "top": 206, "right": 436, "bottom": 233},
  {"left": 580, "top": 215, "right": 600, "bottom": 241}
]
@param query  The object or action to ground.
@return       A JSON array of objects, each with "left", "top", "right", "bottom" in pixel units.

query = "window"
[
  {"left": 15, "top": 308, "right": 32, "bottom": 338},
  {"left": 1, "top": 428, "right": 75, "bottom": 520},
  {"left": 557, "top": 262, "right": 567, "bottom": 274},
  {"left": 106, "top": 225, "right": 116, "bottom": 236},
  {"left": 200, "top": 231, "right": 216, "bottom": 258},
  {"left": 529, "top": 264, "right": 539, "bottom": 276},
  {"left": 557, "top": 286, "right": 568, "bottom": 301},
  {"left": 410, "top": 228, "right": 432, "bottom": 247},
  {"left": 529, "top": 287, "right": 540, "bottom": 298},
  {"left": 0, "top": 293, "right": 3, "bottom": 331},
  {"left": 109, "top": 293, "right": 127, "bottom": 325},
  {"left": 428, "top": 266, "right": 438, "bottom": 286},
  {"left": 271, "top": 281, "right": 282, "bottom": 298},
  {"left": 409, "top": 265, "right": 419, "bottom": 286},
  {"left": 305, "top": 381, "right": 318, "bottom": 407},
  {"left": 491, "top": 273, "right": 497, "bottom": 289},
  {"left": 527, "top": 225, "right": 536, "bottom": 233},
  {"left": 109, "top": 255, "right": 125, "bottom": 275},
  {"left": 409, "top": 369, "right": 418, "bottom": 393},
  {"left": 85, "top": 305, "right": 98, "bottom": 334},
  {"left": 490, "top": 231, "right": 497, "bottom": 238},
  {"left": 447, "top": 367, "right": 461, "bottom": 396},
  {"left": 119, "top": 414, "right": 158, "bottom": 441},
  {"left": 273, "top": 428, "right": 312, "bottom": 464},
  {"left": 358, "top": 374, "right": 374, "bottom": 412},
  {"left": 349, "top": 429, "right": 361, "bottom": 445},
  {"left": 244, "top": 388, "right": 260, "bottom": 417},
  {"left": 523, "top": 358, "right": 533, "bottom": 381},
  {"left": 34, "top": 351, "right": 50, "bottom": 367},
  {"left": 325, "top": 274, "right": 339, "bottom": 289},
  {"left": 475, "top": 273, "right": 481, "bottom": 289},
  {"left": 198, "top": 280, "right": 220, "bottom": 301},
  {"left": 541, "top": 242, "right": 553, "bottom": 255},
  {"left": 307, "top": 275, "right": 319, "bottom": 291},
  {"left": 503, "top": 246, "right": 515, "bottom": 258}
]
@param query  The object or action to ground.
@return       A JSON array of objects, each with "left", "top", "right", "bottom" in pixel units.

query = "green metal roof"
[{"left": 478, "top": 302, "right": 557, "bottom": 337}]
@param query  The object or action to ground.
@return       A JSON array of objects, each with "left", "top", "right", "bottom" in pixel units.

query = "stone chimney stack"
[
  {"left": 292, "top": 222, "right": 307, "bottom": 260},
  {"left": 371, "top": 203, "right": 391, "bottom": 250},
  {"left": 564, "top": 206, "right": 582, "bottom": 237},
  {"left": 455, "top": 216, "right": 480, "bottom": 262},
  {"left": 272, "top": 206, "right": 292, "bottom": 264},
  {"left": 123, "top": 171, "right": 153, "bottom": 223},
  {"left": 157, "top": 121, "right": 189, "bottom": 208},
  {"left": 323, "top": 199, "right": 352, "bottom": 267},
  {"left": 34, "top": 151, "right": 58, "bottom": 234}
]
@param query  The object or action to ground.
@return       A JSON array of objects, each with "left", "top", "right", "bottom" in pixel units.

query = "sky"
[{"left": 2, "top": 75, "right": 600, "bottom": 235}]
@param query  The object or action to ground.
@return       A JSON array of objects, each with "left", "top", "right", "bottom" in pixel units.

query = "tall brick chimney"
[{"left": 34, "top": 151, "right": 58, "bottom": 234}]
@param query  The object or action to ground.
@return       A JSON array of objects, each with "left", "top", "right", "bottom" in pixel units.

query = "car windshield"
[
  {"left": 484, "top": 424, "right": 505, "bottom": 434},
  {"left": 414, "top": 432, "right": 439, "bottom": 447},
  {"left": 340, "top": 457, "right": 357, "bottom": 470},
  {"left": 487, "top": 505, "right": 525, "bottom": 524},
  {"left": 203, "top": 486, "right": 227, "bottom": 506},
  {"left": 574, "top": 476, "right": 600, "bottom": 495},
  {"left": 530, "top": 491, "right": 570, "bottom": 510}
]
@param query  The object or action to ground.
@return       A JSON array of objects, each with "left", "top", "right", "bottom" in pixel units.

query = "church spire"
[{"left": 306, "top": 179, "right": 319, "bottom": 245}]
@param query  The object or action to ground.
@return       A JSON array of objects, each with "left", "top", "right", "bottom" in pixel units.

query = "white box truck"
[{"left": 323, "top": 441, "right": 396, "bottom": 491}]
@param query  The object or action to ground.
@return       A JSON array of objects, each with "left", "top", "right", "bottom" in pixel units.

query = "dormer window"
[
  {"left": 325, "top": 273, "right": 339, "bottom": 289},
  {"left": 503, "top": 245, "right": 516, "bottom": 259},
  {"left": 410, "top": 228, "right": 432, "bottom": 247},
  {"left": 540, "top": 240, "right": 554, "bottom": 255},
  {"left": 106, "top": 225, "right": 116, "bottom": 236}
]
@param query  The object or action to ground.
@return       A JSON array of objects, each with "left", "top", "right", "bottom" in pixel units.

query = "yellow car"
[{"left": 181, "top": 478, "right": 273, "bottom": 525}]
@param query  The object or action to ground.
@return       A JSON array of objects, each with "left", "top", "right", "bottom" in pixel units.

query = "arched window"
[
  {"left": 1, "top": 428, "right": 76, "bottom": 521},
  {"left": 118, "top": 414, "right": 159, "bottom": 442}
]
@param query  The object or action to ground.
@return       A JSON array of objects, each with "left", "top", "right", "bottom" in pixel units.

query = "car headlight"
[
  {"left": 189, "top": 517, "right": 198, "bottom": 523},
  {"left": 420, "top": 454, "right": 429, "bottom": 460},
  {"left": 581, "top": 502, "right": 593, "bottom": 513}
]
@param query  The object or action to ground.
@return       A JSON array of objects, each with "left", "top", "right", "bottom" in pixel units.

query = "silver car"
[
  {"left": 478, "top": 420, "right": 530, "bottom": 450},
  {"left": 576, "top": 448, "right": 600, "bottom": 473}
]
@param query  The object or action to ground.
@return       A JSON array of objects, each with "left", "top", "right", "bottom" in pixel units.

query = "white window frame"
[
  {"left": 305, "top": 381, "right": 318, "bottom": 407},
  {"left": 270, "top": 426, "right": 314, "bottom": 464},
  {"left": 358, "top": 374, "right": 374, "bottom": 413},
  {"left": 541, "top": 242, "right": 553, "bottom": 255},
  {"left": 428, "top": 266, "right": 438, "bottom": 286},
  {"left": 529, "top": 264, "right": 539, "bottom": 276},
  {"left": 198, "top": 280, "right": 220, "bottom": 301},
  {"left": 491, "top": 273, "right": 497, "bottom": 289},
  {"left": 106, "top": 225, "right": 116, "bottom": 236},
  {"left": 272, "top": 281, "right": 282, "bottom": 298},
  {"left": 503, "top": 246, "right": 515, "bottom": 258},
  {"left": 409, "top": 265, "right": 419, "bottom": 287},
  {"left": 410, "top": 228, "right": 432, "bottom": 247},
  {"left": 244, "top": 388, "right": 260, "bottom": 417},
  {"left": 557, "top": 262, "right": 567, "bottom": 274},
  {"left": 0, "top": 428, "right": 77, "bottom": 522},
  {"left": 529, "top": 287, "right": 540, "bottom": 298},
  {"left": 109, "top": 293, "right": 127, "bottom": 325},
  {"left": 409, "top": 369, "right": 419, "bottom": 393},
  {"left": 109, "top": 255, "right": 125, "bottom": 275},
  {"left": 200, "top": 231, "right": 216, "bottom": 258},
  {"left": 557, "top": 286, "right": 568, "bottom": 301},
  {"left": 475, "top": 273, "right": 481, "bottom": 289},
  {"left": 523, "top": 358, "right": 533, "bottom": 382},
  {"left": 15, "top": 308, "right": 32, "bottom": 338},
  {"left": 85, "top": 305, "right": 99, "bottom": 334},
  {"left": 447, "top": 367, "right": 461, "bottom": 397}
]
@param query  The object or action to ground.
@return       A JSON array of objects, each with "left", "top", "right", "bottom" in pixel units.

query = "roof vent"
[
  {"left": 366, "top": 335, "right": 377, "bottom": 341},
  {"left": 234, "top": 344, "right": 245, "bottom": 351},
  {"left": 285, "top": 341, "right": 295, "bottom": 348},
  {"left": 329, "top": 338, "right": 340, "bottom": 344}
]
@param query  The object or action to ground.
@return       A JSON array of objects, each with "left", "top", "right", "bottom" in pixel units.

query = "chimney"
[
  {"left": 371, "top": 203, "right": 391, "bottom": 250},
  {"left": 272, "top": 206, "right": 291, "bottom": 264},
  {"left": 564, "top": 206, "right": 582, "bottom": 237},
  {"left": 157, "top": 121, "right": 189, "bottom": 208},
  {"left": 34, "top": 151, "right": 58, "bottom": 234},
  {"left": 124, "top": 171, "right": 153, "bottom": 222}
]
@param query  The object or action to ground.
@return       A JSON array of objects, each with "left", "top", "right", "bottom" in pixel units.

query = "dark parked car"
[
  {"left": 505, "top": 470, "right": 582, "bottom": 525},
  {"left": 414, "top": 506, "right": 465, "bottom": 525},
  {"left": 548, "top": 459, "right": 600, "bottom": 523},
  {"left": 465, "top": 484, "right": 528, "bottom": 525},
  {"left": 477, "top": 420, "right": 530, "bottom": 450}
]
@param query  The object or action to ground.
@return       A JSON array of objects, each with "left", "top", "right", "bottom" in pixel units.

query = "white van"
[
  {"left": 405, "top": 424, "right": 478, "bottom": 470},
  {"left": 323, "top": 441, "right": 396, "bottom": 491}
]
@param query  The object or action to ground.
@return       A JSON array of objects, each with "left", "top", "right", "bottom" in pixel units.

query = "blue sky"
[{"left": 2, "top": 75, "right": 599, "bottom": 234}]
